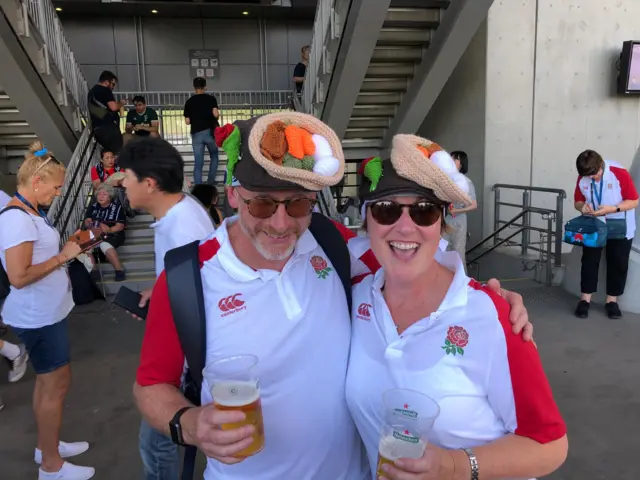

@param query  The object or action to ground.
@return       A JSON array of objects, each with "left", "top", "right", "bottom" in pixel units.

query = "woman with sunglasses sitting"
[{"left": 345, "top": 135, "right": 567, "bottom": 480}]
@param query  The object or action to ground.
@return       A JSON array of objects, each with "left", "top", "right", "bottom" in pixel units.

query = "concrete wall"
[
  {"left": 61, "top": 16, "right": 312, "bottom": 92},
  {"left": 418, "top": 22, "right": 487, "bottom": 247},
  {"left": 485, "top": 0, "right": 640, "bottom": 241}
]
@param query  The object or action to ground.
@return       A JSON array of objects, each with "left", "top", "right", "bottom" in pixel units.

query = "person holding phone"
[{"left": 0, "top": 142, "right": 95, "bottom": 480}]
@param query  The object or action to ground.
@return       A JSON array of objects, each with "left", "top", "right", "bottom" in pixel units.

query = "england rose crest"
[
  {"left": 310, "top": 255, "right": 333, "bottom": 279},
  {"left": 442, "top": 326, "right": 469, "bottom": 356}
]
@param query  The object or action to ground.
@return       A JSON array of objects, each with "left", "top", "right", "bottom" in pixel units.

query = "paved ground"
[{"left": 0, "top": 282, "right": 638, "bottom": 479}]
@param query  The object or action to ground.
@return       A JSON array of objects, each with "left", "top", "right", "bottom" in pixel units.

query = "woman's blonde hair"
[{"left": 17, "top": 140, "right": 65, "bottom": 187}]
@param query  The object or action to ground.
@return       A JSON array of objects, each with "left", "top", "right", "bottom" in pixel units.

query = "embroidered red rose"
[
  {"left": 215, "top": 124, "right": 236, "bottom": 147},
  {"left": 310, "top": 256, "right": 332, "bottom": 279},
  {"left": 442, "top": 326, "right": 469, "bottom": 356}
]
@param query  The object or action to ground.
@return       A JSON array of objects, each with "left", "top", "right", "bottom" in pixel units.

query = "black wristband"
[{"left": 169, "top": 406, "right": 193, "bottom": 446}]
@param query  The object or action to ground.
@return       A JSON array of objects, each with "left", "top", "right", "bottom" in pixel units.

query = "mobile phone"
[{"left": 113, "top": 286, "right": 149, "bottom": 320}]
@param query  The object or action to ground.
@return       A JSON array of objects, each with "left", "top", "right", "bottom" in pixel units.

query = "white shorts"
[{"left": 98, "top": 242, "right": 115, "bottom": 254}]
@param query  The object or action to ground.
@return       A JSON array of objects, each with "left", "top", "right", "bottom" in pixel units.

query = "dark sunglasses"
[
  {"left": 237, "top": 192, "right": 317, "bottom": 219},
  {"left": 369, "top": 200, "right": 443, "bottom": 227}
]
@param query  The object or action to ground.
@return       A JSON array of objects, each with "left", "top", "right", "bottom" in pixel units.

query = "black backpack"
[{"left": 164, "top": 213, "right": 352, "bottom": 480}]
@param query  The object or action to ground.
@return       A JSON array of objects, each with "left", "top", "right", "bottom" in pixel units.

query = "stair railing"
[
  {"left": 466, "top": 184, "right": 566, "bottom": 286},
  {"left": 47, "top": 127, "right": 97, "bottom": 244}
]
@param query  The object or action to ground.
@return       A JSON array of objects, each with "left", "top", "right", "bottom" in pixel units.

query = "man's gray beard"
[{"left": 238, "top": 216, "right": 297, "bottom": 262}]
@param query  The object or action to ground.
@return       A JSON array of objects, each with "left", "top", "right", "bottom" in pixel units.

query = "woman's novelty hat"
[
  {"left": 215, "top": 112, "right": 345, "bottom": 192},
  {"left": 359, "top": 134, "right": 471, "bottom": 205}
]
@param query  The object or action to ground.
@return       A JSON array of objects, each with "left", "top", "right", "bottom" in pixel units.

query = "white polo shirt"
[
  {"left": 151, "top": 193, "right": 215, "bottom": 277},
  {"left": 345, "top": 250, "right": 566, "bottom": 479},
  {"left": 138, "top": 217, "right": 378, "bottom": 480},
  {"left": 574, "top": 160, "right": 639, "bottom": 239}
]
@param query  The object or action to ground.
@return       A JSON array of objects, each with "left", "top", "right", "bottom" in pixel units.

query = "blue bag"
[{"left": 563, "top": 215, "right": 608, "bottom": 248}]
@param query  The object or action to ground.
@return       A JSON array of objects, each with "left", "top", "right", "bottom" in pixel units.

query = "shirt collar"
[
  {"left": 212, "top": 216, "right": 319, "bottom": 282},
  {"left": 371, "top": 246, "right": 470, "bottom": 320}
]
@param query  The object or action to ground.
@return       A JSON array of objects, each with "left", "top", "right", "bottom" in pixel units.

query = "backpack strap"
[
  {"left": 308, "top": 212, "right": 352, "bottom": 313},
  {"left": 0, "top": 206, "right": 30, "bottom": 300},
  {"left": 164, "top": 240, "right": 207, "bottom": 480}
]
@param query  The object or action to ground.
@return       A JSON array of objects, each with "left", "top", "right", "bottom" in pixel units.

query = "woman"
[
  {"left": 90, "top": 148, "right": 122, "bottom": 191},
  {"left": 83, "top": 183, "right": 126, "bottom": 282},
  {"left": 346, "top": 135, "right": 567, "bottom": 480},
  {"left": 444, "top": 150, "right": 477, "bottom": 269},
  {"left": 0, "top": 142, "right": 95, "bottom": 479},
  {"left": 190, "top": 183, "right": 225, "bottom": 227},
  {"left": 573, "top": 149, "right": 639, "bottom": 319}
]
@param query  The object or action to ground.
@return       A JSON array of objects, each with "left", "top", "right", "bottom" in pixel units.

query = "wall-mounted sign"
[{"left": 189, "top": 50, "right": 219, "bottom": 79}]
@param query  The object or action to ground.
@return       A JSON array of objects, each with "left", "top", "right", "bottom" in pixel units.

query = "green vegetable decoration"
[
  {"left": 282, "top": 153, "right": 315, "bottom": 172},
  {"left": 358, "top": 156, "right": 382, "bottom": 191},
  {"left": 215, "top": 124, "right": 241, "bottom": 186}
]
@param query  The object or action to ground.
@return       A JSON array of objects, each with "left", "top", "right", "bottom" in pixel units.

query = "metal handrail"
[
  {"left": 47, "top": 127, "right": 98, "bottom": 244},
  {"left": 25, "top": 0, "right": 89, "bottom": 117},
  {"left": 492, "top": 184, "right": 567, "bottom": 197},
  {"left": 114, "top": 90, "right": 293, "bottom": 108}
]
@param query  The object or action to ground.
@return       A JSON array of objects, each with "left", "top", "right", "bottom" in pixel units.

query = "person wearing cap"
[
  {"left": 133, "top": 116, "right": 533, "bottom": 480},
  {"left": 346, "top": 135, "right": 568, "bottom": 480}
]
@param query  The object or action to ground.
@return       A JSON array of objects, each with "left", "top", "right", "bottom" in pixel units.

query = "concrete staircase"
[
  {"left": 0, "top": 87, "right": 37, "bottom": 174},
  {"left": 97, "top": 143, "right": 227, "bottom": 296}
]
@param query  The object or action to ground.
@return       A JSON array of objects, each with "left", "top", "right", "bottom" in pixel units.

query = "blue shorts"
[{"left": 12, "top": 318, "right": 71, "bottom": 374}]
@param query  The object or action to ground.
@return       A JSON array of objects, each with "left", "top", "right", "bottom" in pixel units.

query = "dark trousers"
[
  {"left": 581, "top": 238, "right": 633, "bottom": 296},
  {"left": 93, "top": 124, "right": 123, "bottom": 155}
]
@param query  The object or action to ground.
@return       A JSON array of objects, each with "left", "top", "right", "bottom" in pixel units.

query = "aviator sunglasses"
[
  {"left": 237, "top": 192, "right": 317, "bottom": 219},
  {"left": 369, "top": 199, "right": 443, "bottom": 227}
]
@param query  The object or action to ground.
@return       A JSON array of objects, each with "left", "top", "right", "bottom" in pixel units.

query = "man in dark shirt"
[
  {"left": 124, "top": 96, "right": 160, "bottom": 145},
  {"left": 88, "top": 70, "right": 127, "bottom": 154},
  {"left": 293, "top": 45, "right": 310, "bottom": 95},
  {"left": 183, "top": 77, "right": 220, "bottom": 185}
]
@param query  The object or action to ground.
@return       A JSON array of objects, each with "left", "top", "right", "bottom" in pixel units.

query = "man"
[
  {"left": 183, "top": 77, "right": 220, "bottom": 185},
  {"left": 118, "top": 137, "right": 215, "bottom": 480},
  {"left": 124, "top": 96, "right": 160, "bottom": 145},
  {"left": 133, "top": 113, "right": 532, "bottom": 480},
  {"left": 293, "top": 45, "right": 310, "bottom": 95},
  {"left": 88, "top": 71, "right": 127, "bottom": 154}
]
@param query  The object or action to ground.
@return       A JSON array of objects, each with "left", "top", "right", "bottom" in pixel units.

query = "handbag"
[
  {"left": 589, "top": 176, "right": 628, "bottom": 240},
  {"left": 563, "top": 215, "right": 608, "bottom": 248}
]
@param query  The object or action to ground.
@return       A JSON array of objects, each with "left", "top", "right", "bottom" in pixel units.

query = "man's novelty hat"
[
  {"left": 359, "top": 134, "right": 471, "bottom": 205},
  {"left": 214, "top": 112, "right": 345, "bottom": 192}
]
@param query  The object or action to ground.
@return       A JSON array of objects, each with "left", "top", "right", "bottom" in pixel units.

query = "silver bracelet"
[{"left": 462, "top": 448, "right": 479, "bottom": 480}]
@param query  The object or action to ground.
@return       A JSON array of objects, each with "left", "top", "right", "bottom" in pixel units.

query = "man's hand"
[
  {"left": 378, "top": 443, "right": 458, "bottom": 480},
  {"left": 181, "top": 405, "right": 255, "bottom": 464},
  {"left": 486, "top": 278, "right": 533, "bottom": 342},
  {"left": 131, "top": 288, "right": 153, "bottom": 321},
  {"left": 581, "top": 203, "right": 594, "bottom": 215}
]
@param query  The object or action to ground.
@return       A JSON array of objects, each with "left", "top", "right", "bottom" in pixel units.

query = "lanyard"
[
  {"left": 14, "top": 192, "right": 53, "bottom": 228},
  {"left": 590, "top": 178, "right": 604, "bottom": 210}
]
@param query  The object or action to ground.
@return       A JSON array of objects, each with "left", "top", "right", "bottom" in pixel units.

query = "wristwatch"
[
  {"left": 616, "top": 206, "right": 621, "bottom": 213},
  {"left": 169, "top": 406, "right": 193, "bottom": 446},
  {"left": 462, "top": 448, "right": 479, "bottom": 480}
]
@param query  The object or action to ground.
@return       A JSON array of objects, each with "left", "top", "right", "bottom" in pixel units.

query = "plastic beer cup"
[
  {"left": 376, "top": 389, "right": 440, "bottom": 477},
  {"left": 203, "top": 354, "right": 265, "bottom": 458}
]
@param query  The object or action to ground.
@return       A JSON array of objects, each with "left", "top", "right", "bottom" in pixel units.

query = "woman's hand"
[
  {"left": 84, "top": 218, "right": 93, "bottom": 228},
  {"left": 100, "top": 223, "right": 111, "bottom": 233},
  {"left": 581, "top": 203, "right": 594, "bottom": 215},
  {"left": 378, "top": 444, "right": 457, "bottom": 480},
  {"left": 60, "top": 240, "right": 83, "bottom": 263}
]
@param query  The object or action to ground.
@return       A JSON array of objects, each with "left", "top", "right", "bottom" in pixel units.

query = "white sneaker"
[
  {"left": 7, "top": 344, "right": 28, "bottom": 383},
  {"left": 35, "top": 441, "right": 90, "bottom": 464},
  {"left": 38, "top": 461, "right": 95, "bottom": 480}
]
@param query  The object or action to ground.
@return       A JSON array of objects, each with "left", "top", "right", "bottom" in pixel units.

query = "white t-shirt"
[
  {"left": 151, "top": 193, "right": 215, "bottom": 277},
  {"left": 0, "top": 210, "right": 74, "bottom": 328},
  {"left": 0, "top": 190, "right": 11, "bottom": 209},
  {"left": 345, "top": 250, "right": 566, "bottom": 479}
]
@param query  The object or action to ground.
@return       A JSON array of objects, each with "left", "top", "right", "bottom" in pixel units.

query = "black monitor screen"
[{"left": 628, "top": 44, "right": 640, "bottom": 91}]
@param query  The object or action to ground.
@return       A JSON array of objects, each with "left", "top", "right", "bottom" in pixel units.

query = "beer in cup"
[
  {"left": 203, "top": 354, "right": 265, "bottom": 458},
  {"left": 376, "top": 389, "right": 440, "bottom": 477}
]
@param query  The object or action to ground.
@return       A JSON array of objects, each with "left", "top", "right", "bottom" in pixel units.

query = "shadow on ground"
[{"left": 0, "top": 283, "right": 639, "bottom": 479}]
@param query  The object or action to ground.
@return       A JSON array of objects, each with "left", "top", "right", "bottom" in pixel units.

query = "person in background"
[
  {"left": 91, "top": 149, "right": 122, "bottom": 191},
  {"left": 83, "top": 183, "right": 126, "bottom": 282},
  {"left": 573, "top": 149, "right": 639, "bottom": 319},
  {"left": 183, "top": 77, "right": 220, "bottom": 185},
  {"left": 348, "top": 136, "right": 567, "bottom": 480},
  {"left": 88, "top": 71, "right": 127, "bottom": 155},
  {"left": 118, "top": 137, "right": 214, "bottom": 480},
  {"left": 293, "top": 45, "right": 310, "bottom": 95},
  {"left": 190, "top": 184, "right": 224, "bottom": 227},
  {"left": 444, "top": 150, "right": 477, "bottom": 269},
  {"left": 0, "top": 142, "right": 93, "bottom": 480},
  {"left": 124, "top": 96, "right": 160, "bottom": 145}
]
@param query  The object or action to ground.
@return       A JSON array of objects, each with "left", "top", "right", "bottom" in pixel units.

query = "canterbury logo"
[
  {"left": 218, "top": 294, "right": 246, "bottom": 317},
  {"left": 356, "top": 303, "right": 372, "bottom": 320}
]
